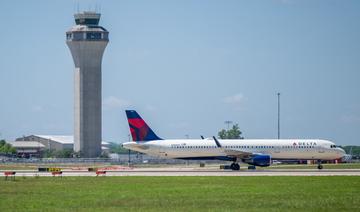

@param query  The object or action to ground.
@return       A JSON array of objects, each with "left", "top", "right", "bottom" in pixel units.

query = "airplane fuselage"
[{"left": 123, "top": 139, "right": 345, "bottom": 161}]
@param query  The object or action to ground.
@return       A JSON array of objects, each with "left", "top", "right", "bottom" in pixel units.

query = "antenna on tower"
[{"left": 95, "top": 2, "right": 101, "bottom": 13}]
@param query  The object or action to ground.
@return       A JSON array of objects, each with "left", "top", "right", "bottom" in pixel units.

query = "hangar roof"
[
  {"left": 34, "top": 135, "right": 109, "bottom": 145},
  {"left": 35, "top": 135, "right": 74, "bottom": 144}
]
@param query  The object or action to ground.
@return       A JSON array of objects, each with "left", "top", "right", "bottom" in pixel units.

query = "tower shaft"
[{"left": 66, "top": 12, "right": 109, "bottom": 157}]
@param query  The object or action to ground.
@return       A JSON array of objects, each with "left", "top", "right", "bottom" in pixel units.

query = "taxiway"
[{"left": 2, "top": 168, "right": 360, "bottom": 177}]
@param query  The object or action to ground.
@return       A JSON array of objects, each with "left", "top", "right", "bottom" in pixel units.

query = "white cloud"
[
  {"left": 223, "top": 93, "right": 244, "bottom": 104},
  {"left": 145, "top": 104, "right": 156, "bottom": 112},
  {"left": 103, "top": 96, "right": 131, "bottom": 110},
  {"left": 222, "top": 93, "right": 246, "bottom": 111},
  {"left": 275, "top": 0, "right": 294, "bottom": 4},
  {"left": 169, "top": 122, "right": 189, "bottom": 129},
  {"left": 340, "top": 115, "right": 360, "bottom": 124},
  {"left": 31, "top": 105, "right": 44, "bottom": 112}
]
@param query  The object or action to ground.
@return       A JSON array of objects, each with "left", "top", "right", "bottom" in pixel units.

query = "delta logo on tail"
[{"left": 125, "top": 110, "right": 162, "bottom": 142}]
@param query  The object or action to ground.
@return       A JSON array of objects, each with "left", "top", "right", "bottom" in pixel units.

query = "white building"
[
  {"left": 16, "top": 135, "right": 110, "bottom": 153},
  {"left": 8, "top": 141, "right": 45, "bottom": 157}
]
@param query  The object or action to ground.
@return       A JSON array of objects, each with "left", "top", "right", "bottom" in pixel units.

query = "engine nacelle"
[{"left": 243, "top": 155, "right": 271, "bottom": 167}]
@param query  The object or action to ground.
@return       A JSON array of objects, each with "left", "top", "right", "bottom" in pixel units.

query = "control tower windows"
[
  {"left": 66, "top": 33, "right": 72, "bottom": 40},
  {"left": 73, "top": 33, "right": 84, "bottom": 40},
  {"left": 75, "top": 18, "right": 99, "bottom": 25},
  {"left": 86, "top": 32, "right": 101, "bottom": 40}
]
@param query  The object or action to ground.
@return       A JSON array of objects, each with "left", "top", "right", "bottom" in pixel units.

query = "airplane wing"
[
  {"left": 212, "top": 136, "right": 256, "bottom": 159},
  {"left": 223, "top": 149, "right": 253, "bottom": 158}
]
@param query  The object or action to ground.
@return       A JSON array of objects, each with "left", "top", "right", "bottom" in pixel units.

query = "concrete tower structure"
[{"left": 66, "top": 12, "right": 109, "bottom": 157}]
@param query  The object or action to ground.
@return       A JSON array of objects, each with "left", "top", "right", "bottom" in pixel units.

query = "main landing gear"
[
  {"left": 230, "top": 163, "right": 240, "bottom": 171},
  {"left": 317, "top": 160, "right": 323, "bottom": 170}
]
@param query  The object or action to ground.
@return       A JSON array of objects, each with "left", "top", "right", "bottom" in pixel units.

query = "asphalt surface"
[{"left": 2, "top": 168, "right": 360, "bottom": 177}]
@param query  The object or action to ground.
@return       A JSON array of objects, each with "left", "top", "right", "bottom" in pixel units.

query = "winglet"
[{"left": 213, "top": 136, "right": 222, "bottom": 148}]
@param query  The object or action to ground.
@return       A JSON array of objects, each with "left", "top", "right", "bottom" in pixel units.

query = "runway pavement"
[{"left": 2, "top": 168, "right": 360, "bottom": 177}]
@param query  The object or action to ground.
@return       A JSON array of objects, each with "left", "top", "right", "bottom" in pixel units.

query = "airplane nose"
[{"left": 338, "top": 148, "right": 346, "bottom": 157}]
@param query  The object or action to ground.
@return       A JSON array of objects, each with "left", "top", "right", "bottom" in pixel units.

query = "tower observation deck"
[{"left": 66, "top": 11, "right": 109, "bottom": 157}]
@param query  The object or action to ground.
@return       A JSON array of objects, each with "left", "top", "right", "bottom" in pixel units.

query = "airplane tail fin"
[{"left": 125, "top": 110, "right": 162, "bottom": 142}]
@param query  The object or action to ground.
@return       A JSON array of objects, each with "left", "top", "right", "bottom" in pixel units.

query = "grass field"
[{"left": 0, "top": 176, "right": 359, "bottom": 211}]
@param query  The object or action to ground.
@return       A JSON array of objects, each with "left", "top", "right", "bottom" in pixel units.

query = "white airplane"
[{"left": 122, "top": 110, "right": 346, "bottom": 170}]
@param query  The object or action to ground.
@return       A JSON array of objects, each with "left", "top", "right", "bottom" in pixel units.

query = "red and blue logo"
[{"left": 126, "top": 110, "right": 162, "bottom": 142}]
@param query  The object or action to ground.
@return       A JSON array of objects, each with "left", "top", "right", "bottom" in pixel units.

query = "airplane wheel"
[
  {"left": 317, "top": 164, "right": 323, "bottom": 170},
  {"left": 248, "top": 165, "right": 256, "bottom": 170},
  {"left": 234, "top": 163, "right": 240, "bottom": 171},
  {"left": 230, "top": 163, "right": 240, "bottom": 171}
]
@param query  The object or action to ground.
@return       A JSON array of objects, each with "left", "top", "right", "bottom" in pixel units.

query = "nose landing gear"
[{"left": 317, "top": 160, "right": 323, "bottom": 169}]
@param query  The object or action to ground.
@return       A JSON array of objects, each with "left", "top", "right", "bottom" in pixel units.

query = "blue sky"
[{"left": 0, "top": 0, "right": 359, "bottom": 145}]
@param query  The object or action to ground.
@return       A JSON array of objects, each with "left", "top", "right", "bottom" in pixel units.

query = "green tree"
[
  {"left": 42, "top": 149, "right": 55, "bottom": 158},
  {"left": 218, "top": 124, "right": 244, "bottom": 139},
  {"left": 342, "top": 146, "right": 360, "bottom": 156},
  {"left": 4, "top": 144, "right": 16, "bottom": 154},
  {"left": 0, "top": 139, "right": 6, "bottom": 147},
  {"left": 0, "top": 141, "right": 16, "bottom": 154},
  {"left": 109, "top": 142, "right": 129, "bottom": 154},
  {"left": 9, "top": 146, "right": 16, "bottom": 154},
  {"left": 53, "top": 149, "right": 74, "bottom": 158},
  {"left": 42, "top": 149, "right": 75, "bottom": 158}
]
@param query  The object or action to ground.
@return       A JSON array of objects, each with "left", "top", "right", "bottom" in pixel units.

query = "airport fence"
[{"left": 0, "top": 154, "right": 223, "bottom": 165}]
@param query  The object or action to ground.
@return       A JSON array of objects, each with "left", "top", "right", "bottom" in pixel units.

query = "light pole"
[
  {"left": 277, "top": 92, "right": 280, "bottom": 139},
  {"left": 225, "top": 121, "right": 233, "bottom": 130},
  {"left": 128, "top": 134, "right": 131, "bottom": 166}
]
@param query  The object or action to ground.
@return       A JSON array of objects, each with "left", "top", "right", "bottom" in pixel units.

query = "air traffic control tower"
[{"left": 66, "top": 12, "right": 109, "bottom": 157}]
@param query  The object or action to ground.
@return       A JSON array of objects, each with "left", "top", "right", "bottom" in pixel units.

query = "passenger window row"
[{"left": 171, "top": 145, "right": 316, "bottom": 149}]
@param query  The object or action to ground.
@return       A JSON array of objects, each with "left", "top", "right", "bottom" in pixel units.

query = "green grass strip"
[{"left": 0, "top": 176, "right": 359, "bottom": 211}]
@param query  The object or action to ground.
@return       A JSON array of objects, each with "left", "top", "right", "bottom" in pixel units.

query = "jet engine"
[{"left": 243, "top": 155, "right": 271, "bottom": 167}]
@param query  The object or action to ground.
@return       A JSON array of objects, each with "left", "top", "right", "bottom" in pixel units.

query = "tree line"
[{"left": 0, "top": 140, "right": 16, "bottom": 154}]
